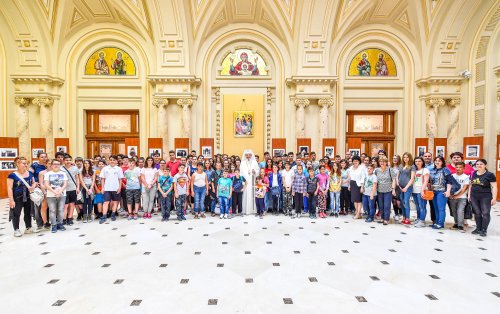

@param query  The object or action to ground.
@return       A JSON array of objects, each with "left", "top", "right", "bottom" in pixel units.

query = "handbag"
[
  {"left": 464, "top": 201, "right": 473, "bottom": 220},
  {"left": 15, "top": 172, "right": 44, "bottom": 206},
  {"left": 422, "top": 190, "right": 434, "bottom": 201},
  {"left": 63, "top": 166, "right": 83, "bottom": 202}
]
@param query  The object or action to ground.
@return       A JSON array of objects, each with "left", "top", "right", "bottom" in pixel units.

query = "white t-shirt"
[
  {"left": 281, "top": 169, "right": 294, "bottom": 188},
  {"left": 452, "top": 173, "right": 470, "bottom": 199},
  {"left": 44, "top": 171, "right": 68, "bottom": 197},
  {"left": 192, "top": 171, "right": 207, "bottom": 187},
  {"left": 173, "top": 173, "right": 189, "bottom": 195},
  {"left": 413, "top": 168, "right": 430, "bottom": 193},
  {"left": 141, "top": 167, "right": 158, "bottom": 186},
  {"left": 349, "top": 165, "right": 367, "bottom": 187},
  {"left": 100, "top": 165, "right": 124, "bottom": 191}
]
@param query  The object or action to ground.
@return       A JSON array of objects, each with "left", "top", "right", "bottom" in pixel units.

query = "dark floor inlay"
[
  {"left": 355, "top": 296, "right": 367, "bottom": 302},
  {"left": 120, "top": 234, "right": 126, "bottom": 237},
  {"left": 180, "top": 279, "right": 189, "bottom": 284},
  {"left": 486, "top": 273, "right": 497, "bottom": 277},
  {"left": 102, "top": 264, "right": 111, "bottom": 268},
  {"left": 177, "top": 242, "right": 183, "bottom": 245},
  {"left": 222, "top": 242, "right": 228, "bottom": 245},
  {"left": 478, "top": 247, "right": 487, "bottom": 250},
  {"left": 130, "top": 242, "right": 137, "bottom": 245},
  {"left": 150, "top": 228, "right": 155, "bottom": 230},
  {"left": 434, "top": 248, "right": 442, "bottom": 252},
  {"left": 217, "top": 263, "right": 224, "bottom": 267},
  {"left": 244, "top": 234, "right": 249, "bottom": 236},
  {"left": 39, "top": 242, "right": 47, "bottom": 245},
  {"left": 429, "top": 275, "right": 440, "bottom": 279},
  {"left": 114, "top": 279, "right": 124, "bottom": 284},
  {"left": 78, "top": 234, "right": 85, "bottom": 237},
  {"left": 327, "top": 262, "right": 335, "bottom": 266},
  {"left": 262, "top": 227, "right": 267, "bottom": 229},
  {"left": 353, "top": 241, "right": 360, "bottom": 243},
  {"left": 245, "top": 251, "right": 251, "bottom": 254},
  {"left": 203, "top": 234, "right": 208, "bottom": 236},
  {"left": 273, "top": 262, "right": 280, "bottom": 266},
  {"left": 283, "top": 298, "right": 293, "bottom": 304},
  {"left": 245, "top": 278, "right": 253, "bottom": 283},
  {"left": 52, "top": 300, "right": 66, "bottom": 306},
  {"left": 308, "top": 277, "right": 318, "bottom": 282},
  {"left": 324, "top": 233, "right": 329, "bottom": 236},
  {"left": 266, "top": 241, "right": 272, "bottom": 244},
  {"left": 491, "top": 292, "right": 500, "bottom": 298},
  {"left": 294, "top": 251, "right": 300, "bottom": 254},
  {"left": 482, "top": 258, "right": 492, "bottom": 262},
  {"left": 130, "top": 300, "right": 142, "bottom": 306},
  {"left": 362, "top": 233, "right": 368, "bottom": 235},
  {"left": 284, "top": 233, "right": 290, "bottom": 236},
  {"left": 432, "top": 260, "right": 441, "bottom": 264},
  {"left": 395, "top": 240, "right": 402, "bottom": 243},
  {"left": 334, "top": 226, "right": 340, "bottom": 229},
  {"left": 380, "top": 261, "right": 389, "bottom": 265},
  {"left": 194, "top": 251, "right": 201, "bottom": 255},
  {"left": 436, "top": 239, "right": 444, "bottom": 242},
  {"left": 244, "top": 222, "right": 248, "bottom": 224},
  {"left": 159, "top": 264, "right": 168, "bottom": 267},
  {"left": 144, "top": 252, "right": 151, "bottom": 255},
  {"left": 85, "top": 242, "right": 92, "bottom": 245},
  {"left": 299, "top": 227, "right": 304, "bottom": 229},
  {"left": 112, "top": 228, "right": 117, "bottom": 230},
  {"left": 208, "top": 299, "right": 218, "bottom": 305},
  {"left": 310, "top": 241, "right": 316, "bottom": 244},
  {"left": 401, "top": 232, "right": 407, "bottom": 235},
  {"left": 370, "top": 276, "right": 380, "bottom": 281},
  {"left": 92, "top": 252, "right": 101, "bottom": 255},
  {"left": 389, "top": 249, "right": 396, "bottom": 252},
  {"left": 425, "top": 294, "right": 438, "bottom": 300},
  {"left": 44, "top": 264, "right": 54, "bottom": 268},
  {"left": 47, "top": 279, "right": 59, "bottom": 284},
  {"left": 342, "top": 250, "right": 349, "bottom": 253},
  {"left": 41, "top": 252, "right": 50, "bottom": 255},
  {"left": 162, "top": 234, "right": 168, "bottom": 237}
]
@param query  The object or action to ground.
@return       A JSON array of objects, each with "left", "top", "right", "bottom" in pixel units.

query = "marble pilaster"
[
  {"left": 32, "top": 97, "right": 54, "bottom": 157},
  {"left": 447, "top": 98, "right": 460, "bottom": 155},
  {"left": 177, "top": 98, "right": 193, "bottom": 138},
  {"left": 15, "top": 97, "right": 30, "bottom": 158},
  {"left": 152, "top": 97, "right": 169, "bottom": 154},
  {"left": 425, "top": 97, "right": 445, "bottom": 154},
  {"left": 294, "top": 98, "right": 310, "bottom": 138},
  {"left": 318, "top": 97, "right": 334, "bottom": 139}
]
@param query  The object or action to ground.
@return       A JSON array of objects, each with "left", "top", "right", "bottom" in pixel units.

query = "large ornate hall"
[{"left": 0, "top": 0, "right": 499, "bottom": 313}]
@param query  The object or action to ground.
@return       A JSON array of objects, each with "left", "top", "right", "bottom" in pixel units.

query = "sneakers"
[
  {"left": 201, "top": 213, "right": 206, "bottom": 218},
  {"left": 57, "top": 224, "right": 66, "bottom": 231},
  {"left": 412, "top": 219, "right": 420, "bottom": 225},
  {"left": 67, "top": 218, "right": 74, "bottom": 226},
  {"left": 457, "top": 226, "right": 464, "bottom": 231},
  {"left": 394, "top": 215, "right": 400, "bottom": 222},
  {"left": 83, "top": 215, "right": 88, "bottom": 223},
  {"left": 14, "top": 229, "right": 22, "bottom": 237},
  {"left": 127, "top": 214, "right": 133, "bottom": 220},
  {"left": 99, "top": 217, "right": 107, "bottom": 224},
  {"left": 402, "top": 219, "right": 411, "bottom": 225},
  {"left": 365, "top": 218, "right": 373, "bottom": 223},
  {"left": 432, "top": 224, "right": 443, "bottom": 229},
  {"left": 223, "top": 214, "right": 228, "bottom": 219},
  {"left": 24, "top": 227, "right": 34, "bottom": 234},
  {"left": 415, "top": 221, "right": 425, "bottom": 228},
  {"left": 133, "top": 214, "right": 138, "bottom": 220},
  {"left": 111, "top": 213, "right": 116, "bottom": 221},
  {"left": 181, "top": 215, "right": 187, "bottom": 220},
  {"left": 51, "top": 226, "right": 57, "bottom": 233},
  {"left": 220, "top": 214, "right": 224, "bottom": 219},
  {"left": 194, "top": 214, "right": 199, "bottom": 219},
  {"left": 471, "top": 228, "right": 481, "bottom": 234},
  {"left": 87, "top": 215, "right": 93, "bottom": 222},
  {"left": 161, "top": 217, "right": 167, "bottom": 222},
  {"left": 480, "top": 230, "right": 487, "bottom": 237},
  {"left": 451, "top": 224, "right": 458, "bottom": 230}
]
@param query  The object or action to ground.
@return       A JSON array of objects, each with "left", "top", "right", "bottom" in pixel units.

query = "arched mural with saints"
[
  {"left": 348, "top": 48, "right": 397, "bottom": 77},
  {"left": 85, "top": 47, "right": 136, "bottom": 76},
  {"left": 219, "top": 48, "right": 269, "bottom": 76}
]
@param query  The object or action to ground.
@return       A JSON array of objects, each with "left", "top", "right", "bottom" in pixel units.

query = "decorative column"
[
  {"left": 294, "top": 98, "right": 310, "bottom": 138},
  {"left": 425, "top": 97, "right": 444, "bottom": 154},
  {"left": 177, "top": 97, "right": 193, "bottom": 138},
  {"left": 32, "top": 97, "right": 54, "bottom": 157},
  {"left": 447, "top": 97, "right": 460, "bottom": 155},
  {"left": 152, "top": 97, "right": 169, "bottom": 154},
  {"left": 318, "top": 97, "right": 334, "bottom": 139},
  {"left": 15, "top": 97, "right": 30, "bottom": 158}
]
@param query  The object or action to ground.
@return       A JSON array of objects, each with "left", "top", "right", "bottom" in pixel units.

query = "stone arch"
[{"left": 58, "top": 27, "right": 154, "bottom": 156}]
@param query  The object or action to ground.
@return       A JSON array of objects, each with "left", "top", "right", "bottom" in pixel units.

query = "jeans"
[
  {"left": 432, "top": 191, "right": 447, "bottom": 226},
  {"left": 362, "top": 195, "right": 376, "bottom": 219},
  {"left": 160, "top": 193, "right": 172, "bottom": 219},
  {"left": 47, "top": 196, "right": 66, "bottom": 226},
  {"left": 12, "top": 199, "right": 32, "bottom": 230},
  {"left": 219, "top": 196, "right": 230, "bottom": 215},
  {"left": 399, "top": 186, "right": 413, "bottom": 219},
  {"left": 82, "top": 190, "right": 93, "bottom": 216},
  {"left": 193, "top": 186, "right": 206, "bottom": 214},
  {"left": 413, "top": 193, "right": 427, "bottom": 221},
  {"left": 255, "top": 197, "right": 265, "bottom": 215},
  {"left": 470, "top": 195, "right": 492, "bottom": 231},
  {"left": 307, "top": 192, "right": 317, "bottom": 215},
  {"left": 329, "top": 191, "right": 341, "bottom": 214},
  {"left": 449, "top": 198, "right": 466, "bottom": 227},
  {"left": 142, "top": 186, "right": 157, "bottom": 214},
  {"left": 303, "top": 195, "right": 309, "bottom": 213},
  {"left": 264, "top": 191, "right": 272, "bottom": 210},
  {"left": 232, "top": 191, "right": 243, "bottom": 214},
  {"left": 272, "top": 192, "right": 281, "bottom": 212},
  {"left": 174, "top": 194, "right": 186, "bottom": 218},
  {"left": 377, "top": 192, "right": 392, "bottom": 221},
  {"left": 32, "top": 201, "right": 44, "bottom": 228},
  {"left": 340, "top": 186, "right": 350, "bottom": 212}
]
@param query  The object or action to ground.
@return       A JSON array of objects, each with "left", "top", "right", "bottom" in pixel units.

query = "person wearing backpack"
[
  {"left": 7, "top": 157, "right": 38, "bottom": 237},
  {"left": 429, "top": 156, "right": 453, "bottom": 230}
]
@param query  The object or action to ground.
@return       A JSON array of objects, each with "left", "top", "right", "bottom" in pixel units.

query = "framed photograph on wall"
[
  {"left": 497, "top": 160, "right": 500, "bottom": 172},
  {"left": 0, "top": 160, "right": 16, "bottom": 170},
  {"left": 149, "top": 148, "right": 161, "bottom": 157},
  {"left": 298, "top": 146, "right": 309, "bottom": 157},
  {"left": 436, "top": 146, "right": 445, "bottom": 158},
  {"left": 272, "top": 149, "right": 285, "bottom": 157},
  {"left": 202, "top": 146, "right": 213, "bottom": 158},
  {"left": 464, "top": 160, "right": 477, "bottom": 168},
  {"left": 466, "top": 145, "right": 480, "bottom": 158},
  {"left": 32, "top": 148, "right": 45, "bottom": 159},
  {"left": 349, "top": 149, "right": 361, "bottom": 157},
  {"left": 127, "top": 146, "right": 138, "bottom": 158},
  {"left": 417, "top": 146, "right": 426, "bottom": 157},
  {"left": 324, "top": 146, "right": 335, "bottom": 158},
  {"left": 176, "top": 148, "right": 188, "bottom": 158},
  {"left": 0, "top": 148, "right": 18, "bottom": 158},
  {"left": 56, "top": 146, "right": 67, "bottom": 153}
]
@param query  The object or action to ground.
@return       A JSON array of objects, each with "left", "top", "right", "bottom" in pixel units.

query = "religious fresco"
[
  {"left": 85, "top": 47, "right": 136, "bottom": 76},
  {"left": 348, "top": 48, "right": 397, "bottom": 77},
  {"left": 220, "top": 49, "right": 268, "bottom": 76},
  {"left": 234, "top": 111, "right": 254, "bottom": 137}
]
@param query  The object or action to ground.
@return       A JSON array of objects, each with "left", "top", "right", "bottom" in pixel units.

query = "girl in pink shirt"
[{"left": 316, "top": 165, "right": 330, "bottom": 218}]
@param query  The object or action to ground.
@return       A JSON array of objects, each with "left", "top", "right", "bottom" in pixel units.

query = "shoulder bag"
[
  {"left": 15, "top": 172, "right": 44, "bottom": 206},
  {"left": 62, "top": 166, "right": 83, "bottom": 202}
]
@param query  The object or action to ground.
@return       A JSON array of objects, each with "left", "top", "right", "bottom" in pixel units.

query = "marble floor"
[{"left": 0, "top": 199, "right": 499, "bottom": 314}]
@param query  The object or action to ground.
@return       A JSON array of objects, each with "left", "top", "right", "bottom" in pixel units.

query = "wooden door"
[
  {"left": 87, "top": 140, "right": 126, "bottom": 158},
  {"left": 346, "top": 111, "right": 395, "bottom": 157}
]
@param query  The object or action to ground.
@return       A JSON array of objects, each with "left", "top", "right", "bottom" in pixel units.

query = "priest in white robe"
[{"left": 240, "top": 149, "right": 260, "bottom": 215}]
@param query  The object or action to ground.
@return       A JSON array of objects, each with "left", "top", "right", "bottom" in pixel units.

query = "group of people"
[{"left": 6, "top": 147, "right": 497, "bottom": 237}]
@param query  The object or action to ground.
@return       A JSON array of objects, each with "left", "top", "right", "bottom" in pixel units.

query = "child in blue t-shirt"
[
  {"left": 217, "top": 169, "right": 233, "bottom": 219},
  {"left": 158, "top": 167, "right": 173, "bottom": 221}
]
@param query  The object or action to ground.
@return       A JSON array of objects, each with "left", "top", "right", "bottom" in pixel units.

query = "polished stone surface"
[{"left": 0, "top": 199, "right": 499, "bottom": 313}]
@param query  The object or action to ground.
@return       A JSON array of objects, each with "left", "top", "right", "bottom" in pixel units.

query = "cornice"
[
  {"left": 415, "top": 76, "right": 465, "bottom": 87},
  {"left": 147, "top": 75, "right": 202, "bottom": 85},
  {"left": 286, "top": 76, "right": 338, "bottom": 86},
  {"left": 10, "top": 74, "right": 64, "bottom": 86}
]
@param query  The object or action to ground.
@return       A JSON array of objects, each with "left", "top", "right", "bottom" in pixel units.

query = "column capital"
[
  {"left": 294, "top": 98, "right": 310, "bottom": 108},
  {"left": 152, "top": 97, "right": 169, "bottom": 107},
  {"left": 15, "top": 96, "right": 30, "bottom": 107},
  {"left": 425, "top": 97, "right": 445, "bottom": 108},
  {"left": 448, "top": 97, "right": 461, "bottom": 107},
  {"left": 177, "top": 97, "right": 193, "bottom": 108},
  {"left": 32, "top": 96, "right": 54, "bottom": 107},
  {"left": 318, "top": 97, "right": 334, "bottom": 108}
]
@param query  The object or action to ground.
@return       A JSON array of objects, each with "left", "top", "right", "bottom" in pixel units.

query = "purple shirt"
[{"left": 316, "top": 173, "right": 329, "bottom": 190}]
